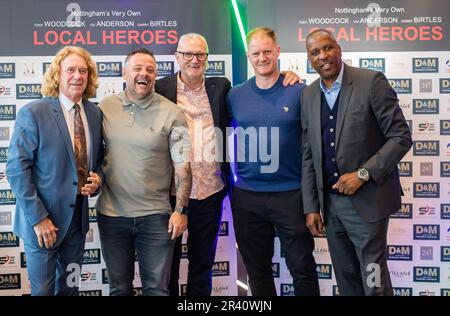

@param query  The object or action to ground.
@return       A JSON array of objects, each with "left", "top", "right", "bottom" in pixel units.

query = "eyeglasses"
[{"left": 176, "top": 51, "right": 208, "bottom": 61}]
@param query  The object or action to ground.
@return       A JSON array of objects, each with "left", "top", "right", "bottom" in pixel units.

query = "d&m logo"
[
  {"left": 413, "top": 99, "right": 439, "bottom": 114},
  {"left": 413, "top": 267, "right": 440, "bottom": 282},
  {"left": 306, "top": 60, "right": 316, "bottom": 74},
  {"left": 393, "top": 287, "right": 412, "bottom": 296},
  {"left": 42, "top": 63, "right": 51, "bottom": 75},
  {"left": 0, "top": 63, "right": 15, "bottom": 78},
  {"left": 441, "top": 162, "right": 450, "bottom": 177},
  {"left": 180, "top": 284, "right": 187, "bottom": 296},
  {"left": 316, "top": 264, "right": 332, "bottom": 279},
  {"left": 418, "top": 205, "right": 436, "bottom": 216},
  {"left": 440, "top": 78, "right": 450, "bottom": 93},
  {"left": 0, "top": 232, "right": 19, "bottom": 247},
  {"left": 413, "top": 224, "right": 439, "bottom": 240},
  {"left": 181, "top": 243, "right": 188, "bottom": 259},
  {"left": 79, "top": 290, "right": 102, "bottom": 296},
  {"left": 332, "top": 285, "right": 340, "bottom": 296},
  {"left": 0, "top": 190, "right": 16, "bottom": 205},
  {"left": 101, "top": 269, "right": 108, "bottom": 284},
  {"left": 388, "top": 79, "right": 412, "bottom": 94},
  {"left": 412, "top": 58, "right": 438, "bottom": 73},
  {"left": 82, "top": 248, "right": 101, "bottom": 264},
  {"left": 0, "top": 127, "right": 10, "bottom": 141},
  {"left": 16, "top": 84, "right": 42, "bottom": 99},
  {"left": 391, "top": 203, "right": 412, "bottom": 219},
  {"left": 133, "top": 288, "right": 143, "bottom": 296},
  {"left": 360, "top": 58, "right": 385, "bottom": 72},
  {"left": 280, "top": 283, "right": 294, "bottom": 296},
  {"left": 20, "top": 252, "right": 26, "bottom": 268},
  {"left": 0, "top": 211, "right": 12, "bottom": 226},
  {"left": 206, "top": 61, "right": 225, "bottom": 76},
  {"left": 441, "top": 289, "right": 450, "bottom": 296},
  {"left": 0, "top": 273, "right": 20, "bottom": 289},
  {"left": 88, "top": 207, "right": 97, "bottom": 222},
  {"left": 442, "top": 204, "right": 450, "bottom": 219},
  {"left": 413, "top": 141, "right": 439, "bottom": 156},
  {"left": 0, "top": 105, "right": 16, "bottom": 121},
  {"left": 211, "top": 261, "right": 229, "bottom": 276},
  {"left": 441, "top": 120, "right": 450, "bottom": 135},
  {"left": 387, "top": 245, "right": 412, "bottom": 261},
  {"left": 441, "top": 246, "right": 450, "bottom": 262},
  {"left": 420, "top": 246, "right": 433, "bottom": 260},
  {"left": 97, "top": 62, "right": 122, "bottom": 77},
  {"left": 219, "top": 221, "right": 229, "bottom": 236},
  {"left": 398, "top": 161, "right": 412, "bottom": 177},
  {"left": 413, "top": 182, "right": 439, "bottom": 198},
  {"left": 272, "top": 262, "right": 280, "bottom": 278},
  {"left": 156, "top": 61, "right": 174, "bottom": 77}
]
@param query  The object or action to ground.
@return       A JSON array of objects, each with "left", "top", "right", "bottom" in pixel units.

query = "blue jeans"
[{"left": 97, "top": 212, "right": 175, "bottom": 296}]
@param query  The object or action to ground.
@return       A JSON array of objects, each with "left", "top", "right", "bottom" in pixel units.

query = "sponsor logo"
[
  {"left": 42, "top": 63, "right": 51, "bottom": 75},
  {"left": 413, "top": 99, "right": 439, "bottom": 114},
  {"left": 0, "top": 147, "right": 9, "bottom": 163},
  {"left": 417, "top": 121, "right": 436, "bottom": 133},
  {"left": 0, "top": 127, "right": 10, "bottom": 141},
  {"left": 0, "top": 273, "right": 20, "bottom": 289},
  {"left": 0, "top": 255, "right": 17, "bottom": 267},
  {"left": 316, "top": 264, "right": 332, "bottom": 279},
  {"left": 388, "top": 79, "right": 412, "bottom": 94},
  {"left": 219, "top": 221, "right": 229, "bottom": 236},
  {"left": 133, "top": 288, "right": 143, "bottom": 296},
  {"left": 82, "top": 249, "right": 101, "bottom": 265},
  {"left": 272, "top": 262, "right": 280, "bottom": 278},
  {"left": 213, "top": 285, "right": 229, "bottom": 295},
  {"left": 0, "top": 85, "right": 12, "bottom": 98},
  {"left": 418, "top": 289, "right": 436, "bottom": 296},
  {"left": 156, "top": 61, "right": 175, "bottom": 77},
  {"left": 393, "top": 287, "right": 412, "bottom": 296},
  {"left": 387, "top": 245, "right": 412, "bottom": 261},
  {"left": 0, "top": 63, "right": 15, "bottom": 78},
  {"left": 413, "top": 182, "right": 439, "bottom": 198},
  {"left": 88, "top": 207, "right": 97, "bottom": 222},
  {"left": 0, "top": 105, "right": 16, "bottom": 121},
  {"left": 441, "top": 204, "right": 450, "bottom": 219},
  {"left": 16, "top": 84, "right": 42, "bottom": 99},
  {"left": 420, "top": 162, "right": 433, "bottom": 176},
  {"left": 414, "top": 224, "right": 440, "bottom": 240},
  {"left": 441, "top": 288, "right": 450, "bottom": 296},
  {"left": 0, "top": 212, "right": 12, "bottom": 226},
  {"left": 205, "top": 61, "right": 225, "bottom": 76},
  {"left": 85, "top": 228, "right": 94, "bottom": 243},
  {"left": 440, "top": 78, "right": 450, "bottom": 93},
  {"left": 413, "top": 267, "right": 440, "bottom": 282},
  {"left": 390, "top": 270, "right": 410, "bottom": 278},
  {"left": 419, "top": 79, "right": 432, "bottom": 93},
  {"left": 0, "top": 190, "right": 16, "bottom": 205},
  {"left": 20, "top": 252, "right": 26, "bottom": 268},
  {"left": 360, "top": 58, "right": 385, "bottom": 72},
  {"left": 398, "top": 161, "right": 412, "bottom": 177},
  {"left": 21, "top": 63, "right": 37, "bottom": 77},
  {"left": 412, "top": 58, "right": 438, "bottom": 73},
  {"left": 97, "top": 62, "right": 122, "bottom": 77},
  {"left": 101, "top": 269, "right": 108, "bottom": 284},
  {"left": 180, "top": 284, "right": 187, "bottom": 296},
  {"left": 413, "top": 141, "right": 439, "bottom": 156},
  {"left": 391, "top": 203, "right": 412, "bottom": 219},
  {"left": 212, "top": 261, "right": 229, "bottom": 276},
  {"left": 332, "top": 285, "right": 340, "bottom": 296},
  {"left": 80, "top": 271, "right": 98, "bottom": 283},
  {"left": 441, "top": 246, "right": 450, "bottom": 261},
  {"left": 441, "top": 162, "right": 450, "bottom": 177},
  {"left": 79, "top": 290, "right": 101, "bottom": 296},
  {"left": 0, "top": 232, "right": 19, "bottom": 247},
  {"left": 420, "top": 246, "right": 433, "bottom": 260},
  {"left": 418, "top": 205, "right": 437, "bottom": 217},
  {"left": 441, "top": 120, "right": 450, "bottom": 135},
  {"left": 181, "top": 243, "right": 188, "bottom": 259},
  {"left": 306, "top": 60, "right": 316, "bottom": 74},
  {"left": 280, "top": 283, "right": 294, "bottom": 296}
]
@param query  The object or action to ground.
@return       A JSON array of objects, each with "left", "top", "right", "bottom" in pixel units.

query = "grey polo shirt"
[{"left": 97, "top": 90, "right": 190, "bottom": 217}]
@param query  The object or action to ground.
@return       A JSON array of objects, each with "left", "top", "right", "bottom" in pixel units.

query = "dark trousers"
[
  {"left": 230, "top": 188, "right": 319, "bottom": 296},
  {"left": 169, "top": 189, "right": 225, "bottom": 296},
  {"left": 25, "top": 194, "right": 85, "bottom": 296},
  {"left": 324, "top": 193, "right": 393, "bottom": 296}
]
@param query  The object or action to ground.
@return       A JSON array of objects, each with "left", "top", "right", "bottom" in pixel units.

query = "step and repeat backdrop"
[
  {"left": 247, "top": 0, "right": 450, "bottom": 296},
  {"left": 0, "top": 0, "right": 237, "bottom": 296}
]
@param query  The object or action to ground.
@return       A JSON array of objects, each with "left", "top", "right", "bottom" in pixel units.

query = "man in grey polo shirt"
[{"left": 97, "top": 48, "right": 192, "bottom": 296}]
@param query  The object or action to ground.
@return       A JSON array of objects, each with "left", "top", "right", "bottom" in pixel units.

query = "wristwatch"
[
  {"left": 174, "top": 206, "right": 189, "bottom": 215},
  {"left": 357, "top": 168, "right": 370, "bottom": 182}
]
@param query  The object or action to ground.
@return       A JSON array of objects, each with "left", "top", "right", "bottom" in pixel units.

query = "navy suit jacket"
[
  {"left": 155, "top": 73, "right": 232, "bottom": 192},
  {"left": 6, "top": 97, "right": 103, "bottom": 247}
]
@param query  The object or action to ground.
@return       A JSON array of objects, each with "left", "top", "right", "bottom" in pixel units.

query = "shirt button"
[
  {"left": 332, "top": 158, "right": 336, "bottom": 162},
  {"left": 330, "top": 128, "right": 334, "bottom": 133},
  {"left": 331, "top": 142, "right": 335, "bottom": 147},
  {"left": 329, "top": 115, "right": 334, "bottom": 120},
  {"left": 333, "top": 172, "right": 338, "bottom": 177}
]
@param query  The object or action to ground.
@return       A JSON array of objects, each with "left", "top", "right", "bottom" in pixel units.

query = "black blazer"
[{"left": 155, "top": 73, "right": 232, "bottom": 193}]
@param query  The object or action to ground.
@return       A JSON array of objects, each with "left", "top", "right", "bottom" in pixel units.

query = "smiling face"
[
  {"left": 306, "top": 32, "right": 343, "bottom": 86},
  {"left": 58, "top": 54, "right": 88, "bottom": 102},
  {"left": 247, "top": 34, "right": 280, "bottom": 78},
  {"left": 175, "top": 36, "right": 208, "bottom": 84},
  {"left": 123, "top": 53, "right": 157, "bottom": 101}
]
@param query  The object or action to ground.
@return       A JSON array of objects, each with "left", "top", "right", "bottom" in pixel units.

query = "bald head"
[{"left": 177, "top": 33, "right": 209, "bottom": 53}]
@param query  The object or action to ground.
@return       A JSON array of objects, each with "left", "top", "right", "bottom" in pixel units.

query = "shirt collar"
[
  {"left": 320, "top": 63, "right": 344, "bottom": 92},
  {"left": 59, "top": 93, "right": 82, "bottom": 111},
  {"left": 177, "top": 71, "right": 205, "bottom": 92},
  {"left": 119, "top": 90, "right": 154, "bottom": 109}
]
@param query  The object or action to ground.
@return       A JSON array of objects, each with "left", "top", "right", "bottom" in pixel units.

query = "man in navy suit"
[{"left": 7, "top": 46, "right": 103, "bottom": 296}]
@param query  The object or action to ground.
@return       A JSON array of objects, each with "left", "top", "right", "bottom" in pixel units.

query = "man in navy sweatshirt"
[{"left": 227, "top": 27, "right": 319, "bottom": 296}]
